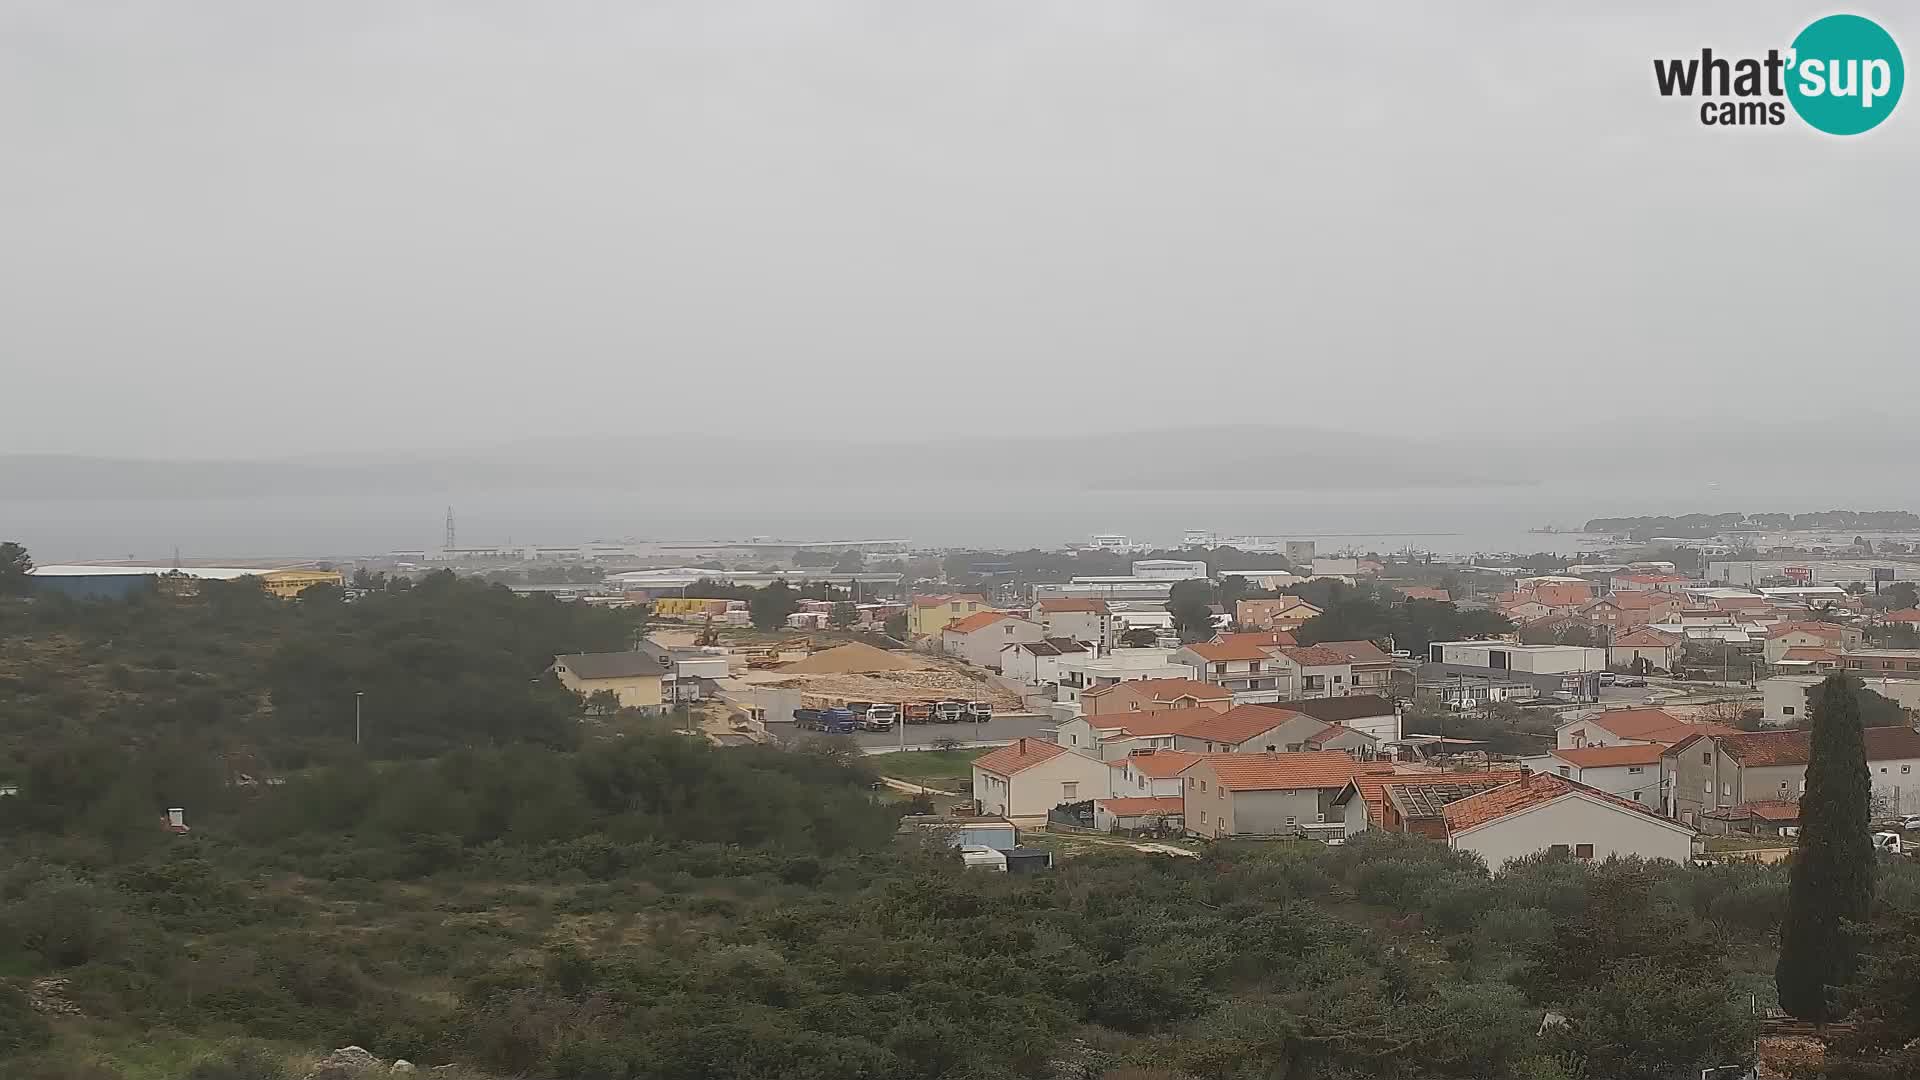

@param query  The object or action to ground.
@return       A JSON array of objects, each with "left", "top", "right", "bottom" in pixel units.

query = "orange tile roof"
[
  {"left": 1442, "top": 771, "right": 1673, "bottom": 833},
  {"left": 1178, "top": 705, "right": 1307, "bottom": 745},
  {"left": 1036, "top": 598, "right": 1110, "bottom": 614},
  {"left": 1570, "top": 708, "right": 1738, "bottom": 745},
  {"left": 1097, "top": 708, "right": 1221, "bottom": 738},
  {"left": 1549, "top": 743, "right": 1667, "bottom": 768},
  {"left": 1347, "top": 770, "right": 1523, "bottom": 827},
  {"left": 1081, "top": 677, "right": 1231, "bottom": 702},
  {"left": 1604, "top": 592, "right": 1675, "bottom": 610},
  {"left": 1531, "top": 584, "right": 1593, "bottom": 607},
  {"left": 1619, "top": 573, "right": 1690, "bottom": 584},
  {"left": 1883, "top": 608, "right": 1920, "bottom": 624},
  {"left": 943, "top": 611, "right": 1011, "bottom": 634},
  {"left": 972, "top": 738, "right": 1068, "bottom": 776},
  {"left": 1112, "top": 748, "right": 1201, "bottom": 777},
  {"left": 1280, "top": 645, "right": 1351, "bottom": 666},
  {"left": 1311, "top": 639, "right": 1394, "bottom": 664},
  {"left": 1192, "top": 751, "right": 1357, "bottom": 792},
  {"left": 1778, "top": 646, "right": 1840, "bottom": 662},
  {"left": 1096, "top": 796, "right": 1185, "bottom": 816},
  {"left": 1398, "top": 587, "right": 1451, "bottom": 602},
  {"left": 1183, "top": 639, "right": 1275, "bottom": 662}
]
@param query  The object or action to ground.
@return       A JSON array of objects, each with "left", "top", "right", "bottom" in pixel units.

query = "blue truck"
[{"left": 793, "top": 707, "right": 859, "bottom": 734}]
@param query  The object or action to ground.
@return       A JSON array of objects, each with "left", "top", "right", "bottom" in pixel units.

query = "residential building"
[
  {"left": 1180, "top": 753, "right": 1360, "bottom": 839},
  {"left": 1274, "top": 645, "right": 1356, "bottom": 698},
  {"left": 1079, "top": 676, "right": 1229, "bottom": 716},
  {"left": 1334, "top": 771, "right": 1526, "bottom": 835},
  {"left": 1665, "top": 726, "right": 1920, "bottom": 822},
  {"left": 1092, "top": 796, "right": 1185, "bottom": 833},
  {"left": 1771, "top": 647, "right": 1841, "bottom": 675},
  {"left": 1169, "top": 705, "right": 1343, "bottom": 755},
  {"left": 1581, "top": 591, "right": 1679, "bottom": 630},
  {"left": 1430, "top": 641, "right": 1606, "bottom": 675},
  {"left": 1438, "top": 772, "right": 1696, "bottom": 868},
  {"left": 1175, "top": 640, "right": 1290, "bottom": 704},
  {"left": 1310, "top": 640, "right": 1395, "bottom": 692},
  {"left": 636, "top": 638, "right": 730, "bottom": 703},
  {"left": 1520, "top": 744, "right": 1667, "bottom": 806},
  {"left": 1057, "top": 708, "right": 1221, "bottom": 759},
  {"left": 1056, "top": 649, "right": 1198, "bottom": 702},
  {"left": 971, "top": 738, "right": 1116, "bottom": 818},
  {"left": 1235, "top": 597, "right": 1323, "bottom": 631},
  {"left": 942, "top": 612, "right": 1044, "bottom": 669},
  {"left": 1104, "top": 748, "right": 1201, "bottom": 798},
  {"left": 1842, "top": 648, "right": 1920, "bottom": 678},
  {"left": 1762, "top": 622, "right": 1864, "bottom": 664},
  {"left": 907, "top": 593, "right": 989, "bottom": 638},
  {"left": 1880, "top": 608, "right": 1920, "bottom": 627},
  {"left": 999, "top": 638, "right": 1089, "bottom": 685},
  {"left": 1607, "top": 628, "right": 1683, "bottom": 673},
  {"left": 551, "top": 651, "right": 667, "bottom": 712},
  {"left": 1031, "top": 598, "right": 1114, "bottom": 651},
  {"left": 1311, "top": 557, "right": 1361, "bottom": 578},
  {"left": 1613, "top": 573, "right": 1693, "bottom": 594},
  {"left": 1260, "top": 694, "right": 1402, "bottom": 743},
  {"left": 1761, "top": 672, "right": 1920, "bottom": 726},
  {"left": 1555, "top": 707, "right": 1738, "bottom": 750}
]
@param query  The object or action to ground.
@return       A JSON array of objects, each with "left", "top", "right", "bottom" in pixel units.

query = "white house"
[
  {"left": 971, "top": 738, "right": 1115, "bottom": 818},
  {"left": 1055, "top": 649, "right": 1198, "bottom": 703},
  {"left": 1606, "top": 629, "right": 1682, "bottom": 673},
  {"left": 1130, "top": 559, "right": 1208, "bottom": 581},
  {"left": 1554, "top": 708, "right": 1733, "bottom": 750},
  {"left": 1439, "top": 772, "right": 1696, "bottom": 868},
  {"left": 1762, "top": 674, "right": 1920, "bottom": 726},
  {"left": 1519, "top": 743, "right": 1667, "bottom": 807},
  {"left": 941, "top": 612, "right": 1045, "bottom": 670},
  {"left": 1104, "top": 748, "right": 1201, "bottom": 799},
  {"left": 1031, "top": 598, "right": 1115, "bottom": 651},
  {"left": 999, "top": 638, "right": 1088, "bottom": 686},
  {"left": 1430, "top": 641, "right": 1607, "bottom": 674}
]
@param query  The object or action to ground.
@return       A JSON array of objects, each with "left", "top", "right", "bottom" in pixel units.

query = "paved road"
[{"left": 854, "top": 713, "right": 1053, "bottom": 753}]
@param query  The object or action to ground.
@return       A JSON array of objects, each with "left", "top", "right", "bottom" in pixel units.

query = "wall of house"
[
  {"left": 556, "top": 672, "right": 663, "bottom": 710},
  {"left": 946, "top": 619, "right": 1045, "bottom": 669},
  {"left": 1222, "top": 787, "right": 1335, "bottom": 836},
  {"left": 974, "top": 754, "right": 1114, "bottom": 818},
  {"left": 1452, "top": 796, "right": 1693, "bottom": 869},
  {"left": 1041, "top": 610, "right": 1111, "bottom": 650},
  {"left": 1869, "top": 757, "right": 1920, "bottom": 815},
  {"left": 1340, "top": 709, "right": 1401, "bottom": 742}
]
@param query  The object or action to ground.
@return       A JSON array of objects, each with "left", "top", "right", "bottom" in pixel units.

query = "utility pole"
[{"left": 354, "top": 691, "right": 364, "bottom": 746}]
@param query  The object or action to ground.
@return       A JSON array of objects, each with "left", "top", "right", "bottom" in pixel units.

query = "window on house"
[
  {"left": 1266, "top": 744, "right": 1277, "bottom": 752},
  {"left": 1214, "top": 663, "right": 1226, "bottom": 675},
  {"left": 1334, "top": 675, "right": 1343, "bottom": 683},
  {"left": 1217, "top": 787, "right": 1224, "bottom": 800},
  {"left": 1722, "top": 784, "right": 1732, "bottom": 796},
  {"left": 1703, "top": 780, "right": 1712, "bottom": 793},
  {"left": 1633, "top": 791, "right": 1643, "bottom": 802},
  {"left": 1904, "top": 765, "right": 1912, "bottom": 775},
  {"left": 1799, "top": 778, "right": 1806, "bottom": 792},
  {"left": 1062, "top": 783, "right": 1077, "bottom": 800},
  {"left": 1286, "top": 816, "right": 1296, "bottom": 826},
  {"left": 1575, "top": 844, "right": 1594, "bottom": 859},
  {"left": 1628, "top": 766, "right": 1644, "bottom": 774},
  {"left": 1702, "top": 752, "right": 1712, "bottom": 765},
  {"left": 1557, "top": 766, "right": 1571, "bottom": 777},
  {"left": 1549, "top": 844, "right": 1570, "bottom": 855}
]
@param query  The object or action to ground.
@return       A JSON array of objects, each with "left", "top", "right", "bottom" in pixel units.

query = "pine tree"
[{"left": 1775, "top": 673, "right": 1875, "bottom": 1021}]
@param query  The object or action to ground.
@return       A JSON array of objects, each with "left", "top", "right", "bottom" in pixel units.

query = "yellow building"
[
  {"left": 907, "top": 593, "right": 990, "bottom": 638},
  {"left": 551, "top": 652, "right": 667, "bottom": 713},
  {"left": 258, "top": 568, "right": 345, "bottom": 599}
]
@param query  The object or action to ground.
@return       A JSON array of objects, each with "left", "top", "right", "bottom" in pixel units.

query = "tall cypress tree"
[{"left": 1776, "top": 673, "right": 1875, "bottom": 1021}]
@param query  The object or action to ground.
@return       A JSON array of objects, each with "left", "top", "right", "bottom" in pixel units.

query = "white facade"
[
  {"left": 1518, "top": 754, "right": 1664, "bottom": 806},
  {"left": 1431, "top": 641, "right": 1606, "bottom": 674},
  {"left": 1763, "top": 673, "right": 1920, "bottom": 725},
  {"left": 1130, "top": 559, "right": 1208, "bottom": 581},
  {"left": 943, "top": 616, "right": 1045, "bottom": 669},
  {"left": 1450, "top": 793, "right": 1695, "bottom": 869},
  {"left": 1000, "top": 641, "right": 1083, "bottom": 686},
  {"left": 972, "top": 752, "right": 1115, "bottom": 817},
  {"left": 1055, "top": 649, "right": 1198, "bottom": 702},
  {"left": 1034, "top": 608, "right": 1114, "bottom": 651},
  {"left": 1312, "top": 557, "right": 1361, "bottom": 577}
]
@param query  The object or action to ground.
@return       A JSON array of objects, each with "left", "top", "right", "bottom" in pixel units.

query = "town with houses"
[{"left": 29, "top": 516, "right": 1920, "bottom": 872}]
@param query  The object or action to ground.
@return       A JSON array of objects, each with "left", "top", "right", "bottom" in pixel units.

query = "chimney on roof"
[{"left": 1017, "top": 737, "right": 1027, "bottom": 754}]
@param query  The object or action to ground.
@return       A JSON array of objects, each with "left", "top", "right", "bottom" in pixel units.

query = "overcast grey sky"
[{"left": 3, "top": 1, "right": 1914, "bottom": 459}]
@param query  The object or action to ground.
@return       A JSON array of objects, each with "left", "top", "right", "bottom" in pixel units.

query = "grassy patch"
[{"left": 871, "top": 748, "right": 986, "bottom": 786}]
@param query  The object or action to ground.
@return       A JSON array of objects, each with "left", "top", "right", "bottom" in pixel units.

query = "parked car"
[
  {"left": 1598, "top": 672, "right": 1616, "bottom": 685},
  {"left": 1898, "top": 814, "right": 1920, "bottom": 832},
  {"left": 1616, "top": 675, "right": 1647, "bottom": 687}
]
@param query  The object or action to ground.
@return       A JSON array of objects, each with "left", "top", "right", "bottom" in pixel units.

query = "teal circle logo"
[{"left": 1786, "top": 14, "right": 1903, "bottom": 134}]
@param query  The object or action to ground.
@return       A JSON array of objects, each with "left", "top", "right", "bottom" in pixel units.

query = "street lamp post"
[{"left": 354, "top": 691, "right": 364, "bottom": 746}]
